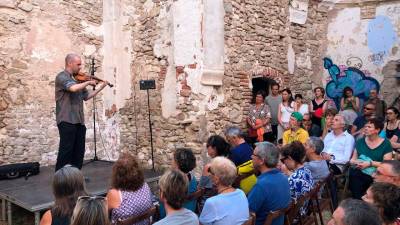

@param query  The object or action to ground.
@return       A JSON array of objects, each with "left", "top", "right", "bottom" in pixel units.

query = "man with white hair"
[
  {"left": 322, "top": 114, "right": 355, "bottom": 174},
  {"left": 248, "top": 142, "right": 291, "bottom": 225},
  {"left": 55, "top": 53, "right": 109, "bottom": 171},
  {"left": 328, "top": 199, "right": 381, "bottom": 225}
]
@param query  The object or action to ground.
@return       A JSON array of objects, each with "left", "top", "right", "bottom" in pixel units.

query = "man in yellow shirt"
[{"left": 283, "top": 112, "right": 309, "bottom": 145}]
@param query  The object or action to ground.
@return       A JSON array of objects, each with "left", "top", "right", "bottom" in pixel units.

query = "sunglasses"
[
  {"left": 364, "top": 107, "right": 374, "bottom": 110},
  {"left": 77, "top": 196, "right": 106, "bottom": 202}
]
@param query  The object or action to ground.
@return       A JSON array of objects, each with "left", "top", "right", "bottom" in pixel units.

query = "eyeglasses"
[
  {"left": 77, "top": 196, "right": 106, "bottom": 202},
  {"left": 386, "top": 112, "right": 394, "bottom": 115},
  {"left": 280, "top": 157, "right": 288, "bottom": 163},
  {"left": 364, "top": 107, "right": 374, "bottom": 110}
]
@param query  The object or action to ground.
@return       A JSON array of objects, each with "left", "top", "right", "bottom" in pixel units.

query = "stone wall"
[
  {"left": 0, "top": 0, "right": 333, "bottom": 170},
  {"left": 0, "top": 0, "right": 105, "bottom": 164}
]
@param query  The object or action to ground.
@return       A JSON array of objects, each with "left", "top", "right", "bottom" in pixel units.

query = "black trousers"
[
  {"left": 55, "top": 122, "right": 86, "bottom": 171},
  {"left": 348, "top": 167, "right": 373, "bottom": 199},
  {"left": 271, "top": 124, "right": 278, "bottom": 143}
]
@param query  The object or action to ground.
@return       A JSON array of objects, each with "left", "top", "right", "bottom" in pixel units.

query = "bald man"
[{"left": 55, "top": 54, "right": 108, "bottom": 171}]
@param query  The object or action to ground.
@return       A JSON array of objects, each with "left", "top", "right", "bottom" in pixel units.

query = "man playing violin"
[{"left": 54, "top": 53, "right": 109, "bottom": 171}]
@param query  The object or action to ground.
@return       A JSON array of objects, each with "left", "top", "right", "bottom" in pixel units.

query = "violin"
[{"left": 74, "top": 72, "right": 114, "bottom": 88}]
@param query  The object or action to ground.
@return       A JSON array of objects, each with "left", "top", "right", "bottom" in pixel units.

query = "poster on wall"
[{"left": 289, "top": 0, "right": 309, "bottom": 25}]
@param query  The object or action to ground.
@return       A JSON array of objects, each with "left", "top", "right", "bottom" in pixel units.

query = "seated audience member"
[
  {"left": 366, "top": 88, "right": 387, "bottom": 119},
  {"left": 40, "top": 165, "right": 88, "bottom": 225},
  {"left": 321, "top": 108, "right": 338, "bottom": 139},
  {"left": 328, "top": 199, "right": 381, "bottom": 225},
  {"left": 107, "top": 153, "right": 153, "bottom": 224},
  {"left": 71, "top": 196, "right": 109, "bottom": 225},
  {"left": 362, "top": 182, "right": 400, "bottom": 225},
  {"left": 304, "top": 137, "right": 330, "bottom": 182},
  {"left": 248, "top": 142, "right": 291, "bottom": 225},
  {"left": 282, "top": 112, "right": 309, "bottom": 145},
  {"left": 199, "top": 135, "right": 230, "bottom": 211},
  {"left": 281, "top": 141, "right": 314, "bottom": 215},
  {"left": 294, "top": 94, "right": 309, "bottom": 116},
  {"left": 225, "top": 126, "right": 256, "bottom": 194},
  {"left": 340, "top": 86, "right": 360, "bottom": 125},
  {"left": 373, "top": 160, "right": 400, "bottom": 187},
  {"left": 384, "top": 107, "right": 400, "bottom": 150},
  {"left": 322, "top": 114, "right": 355, "bottom": 174},
  {"left": 302, "top": 113, "right": 321, "bottom": 137},
  {"left": 351, "top": 102, "right": 376, "bottom": 138},
  {"left": 160, "top": 148, "right": 197, "bottom": 217},
  {"left": 153, "top": 170, "right": 199, "bottom": 225},
  {"left": 349, "top": 117, "right": 392, "bottom": 199},
  {"left": 199, "top": 157, "right": 249, "bottom": 225}
]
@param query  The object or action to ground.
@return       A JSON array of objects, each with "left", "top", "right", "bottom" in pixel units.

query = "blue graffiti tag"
[
  {"left": 323, "top": 57, "right": 380, "bottom": 109},
  {"left": 367, "top": 15, "right": 397, "bottom": 65}
]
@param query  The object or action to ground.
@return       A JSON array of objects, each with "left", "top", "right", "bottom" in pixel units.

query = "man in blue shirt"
[
  {"left": 225, "top": 126, "right": 253, "bottom": 166},
  {"left": 248, "top": 142, "right": 291, "bottom": 225}
]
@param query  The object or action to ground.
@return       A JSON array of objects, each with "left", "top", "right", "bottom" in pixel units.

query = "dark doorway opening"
[{"left": 251, "top": 77, "right": 276, "bottom": 99}]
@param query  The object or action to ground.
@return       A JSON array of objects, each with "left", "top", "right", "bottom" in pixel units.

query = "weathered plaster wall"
[{"left": 323, "top": 1, "right": 400, "bottom": 106}]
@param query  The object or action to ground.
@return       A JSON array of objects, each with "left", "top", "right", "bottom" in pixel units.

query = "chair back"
[
  {"left": 116, "top": 205, "right": 159, "bottom": 225},
  {"left": 264, "top": 202, "right": 293, "bottom": 225},
  {"left": 243, "top": 212, "right": 256, "bottom": 225}
]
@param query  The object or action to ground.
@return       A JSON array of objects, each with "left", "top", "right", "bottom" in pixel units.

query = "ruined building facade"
[{"left": 0, "top": 0, "right": 399, "bottom": 170}]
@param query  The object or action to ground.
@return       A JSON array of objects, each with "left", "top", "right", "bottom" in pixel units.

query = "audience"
[
  {"left": 322, "top": 114, "right": 355, "bottom": 175},
  {"left": 265, "top": 83, "right": 282, "bottom": 142},
  {"left": 367, "top": 88, "right": 387, "bottom": 119},
  {"left": 247, "top": 90, "right": 273, "bottom": 143},
  {"left": 71, "top": 196, "right": 109, "bottom": 225},
  {"left": 310, "top": 87, "right": 327, "bottom": 134},
  {"left": 351, "top": 102, "right": 376, "bottom": 138},
  {"left": 362, "top": 182, "right": 400, "bottom": 225},
  {"left": 282, "top": 112, "right": 309, "bottom": 145},
  {"left": 321, "top": 108, "right": 338, "bottom": 139},
  {"left": 294, "top": 94, "right": 309, "bottom": 116},
  {"left": 248, "top": 142, "right": 291, "bottom": 225},
  {"left": 349, "top": 117, "right": 393, "bottom": 199},
  {"left": 373, "top": 160, "right": 400, "bottom": 187},
  {"left": 304, "top": 137, "right": 330, "bottom": 182},
  {"left": 160, "top": 148, "right": 198, "bottom": 218},
  {"left": 384, "top": 107, "right": 400, "bottom": 150},
  {"left": 340, "top": 86, "right": 360, "bottom": 125},
  {"left": 277, "top": 88, "right": 295, "bottom": 140},
  {"left": 302, "top": 113, "right": 321, "bottom": 137},
  {"left": 154, "top": 170, "right": 199, "bottom": 225},
  {"left": 225, "top": 126, "right": 257, "bottom": 194},
  {"left": 328, "top": 199, "right": 381, "bottom": 225},
  {"left": 199, "top": 135, "right": 230, "bottom": 211},
  {"left": 107, "top": 153, "right": 153, "bottom": 224},
  {"left": 40, "top": 165, "right": 88, "bottom": 225},
  {"left": 281, "top": 141, "right": 314, "bottom": 215},
  {"left": 199, "top": 157, "right": 249, "bottom": 225}
]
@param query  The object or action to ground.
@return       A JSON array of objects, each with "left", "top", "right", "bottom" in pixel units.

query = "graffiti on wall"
[
  {"left": 367, "top": 15, "right": 397, "bottom": 65},
  {"left": 323, "top": 57, "right": 380, "bottom": 109}
]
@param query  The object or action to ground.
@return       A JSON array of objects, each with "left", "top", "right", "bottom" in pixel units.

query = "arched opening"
[{"left": 251, "top": 77, "right": 276, "bottom": 99}]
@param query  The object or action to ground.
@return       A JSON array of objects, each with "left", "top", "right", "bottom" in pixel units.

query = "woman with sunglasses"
[
  {"left": 107, "top": 153, "right": 153, "bottom": 225},
  {"left": 71, "top": 196, "right": 109, "bottom": 225},
  {"left": 384, "top": 107, "right": 400, "bottom": 150},
  {"left": 40, "top": 165, "right": 88, "bottom": 225}
]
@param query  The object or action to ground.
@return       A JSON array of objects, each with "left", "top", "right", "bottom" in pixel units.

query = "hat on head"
[{"left": 291, "top": 112, "right": 303, "bottom": 122}]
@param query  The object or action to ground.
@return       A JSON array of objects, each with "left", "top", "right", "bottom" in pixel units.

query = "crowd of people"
[{"left": 41, "top": 84, "right": 400, "bottom": 225}]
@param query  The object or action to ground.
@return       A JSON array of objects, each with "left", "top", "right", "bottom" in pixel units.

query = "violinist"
[{"left": 54, "top": 53, "right": 109, "bottom": 171}]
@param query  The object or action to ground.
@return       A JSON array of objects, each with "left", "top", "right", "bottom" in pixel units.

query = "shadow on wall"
[{"left": 323, "top": 57, "right": 380, "bottom": 109}]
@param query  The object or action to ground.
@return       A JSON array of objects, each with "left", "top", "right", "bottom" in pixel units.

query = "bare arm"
[
  {"left": 390, "top": 135, "right": 400, "bottom": 149},
  {"left": 340, "top": 98, "right": 345, "bottom": 110},
  {"left": 40, "top": 210, "right": 52, "bottom": 225},
  {"left": 85, "top": 81, "right": 108, "bottom": 101},
  {"left": 353, "top": 97, "right": 360, "bottom": 112},
  {"left": 68, "top": 80, "right": 96, "bottom": 92},
  {"left": 277, "top": 104, "right": 282, "bottom": 126}
]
